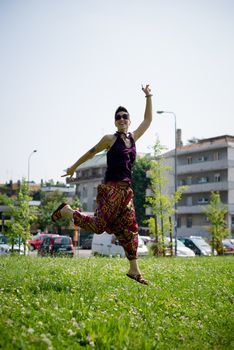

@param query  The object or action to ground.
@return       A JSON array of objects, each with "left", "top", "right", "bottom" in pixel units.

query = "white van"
[{"left": 91, "top": 232, "right": 148, "bottom": 257}]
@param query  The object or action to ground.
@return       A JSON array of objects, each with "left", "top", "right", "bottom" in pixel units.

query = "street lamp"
[
  {"left": 157, "top": 110, "right": 178, "bottom": 256},
  {"left": 28, "top": 150, "right": 37, "bottom": 184}
]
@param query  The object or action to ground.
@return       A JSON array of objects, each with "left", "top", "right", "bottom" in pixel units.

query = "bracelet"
[{"left": 145, "top": 94, "right": 153, "bottom": 98}]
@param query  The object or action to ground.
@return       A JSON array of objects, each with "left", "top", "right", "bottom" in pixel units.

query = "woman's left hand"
[{"left": 141, "top": 84, "right": 152, "bottom": 97}]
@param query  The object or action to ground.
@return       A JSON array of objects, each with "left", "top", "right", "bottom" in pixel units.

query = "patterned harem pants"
[{"left": 73, "top": 182, "right": 139, "bottom": 260}]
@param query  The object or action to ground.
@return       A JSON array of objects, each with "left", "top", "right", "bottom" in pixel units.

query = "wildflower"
[
  {"left": 67, "top": 329, "right": 76, "bottom": 336},
  {"left": 41, "top": 334, "right": 52, "bottom": 348},
  {"left": 28, "top": 328, "right": 34, "bottom": 334}
]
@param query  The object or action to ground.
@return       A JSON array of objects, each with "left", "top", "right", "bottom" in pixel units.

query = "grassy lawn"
[{"left": 0, "top": 255, "right": 233, "bottom": 349}]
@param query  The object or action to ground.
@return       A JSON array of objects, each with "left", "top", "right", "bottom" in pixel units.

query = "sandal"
[
  {"left": 126, "top": 273, "right": 149, "bottom": 285},
  {"left": 51, "top": 203, "right": 67, "bottom": 222}
]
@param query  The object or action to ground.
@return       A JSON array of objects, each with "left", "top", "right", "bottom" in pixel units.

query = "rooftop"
[
  {"left": 76, "top": 152, "right": 107, "bottom": 170},
  {"left": 163, "top": 134, "right": 234, "bottom": 157}
]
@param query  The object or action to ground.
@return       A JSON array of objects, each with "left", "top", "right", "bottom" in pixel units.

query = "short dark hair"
[{"left": 114, "top": 106, "right": 129, "bottom": 118}]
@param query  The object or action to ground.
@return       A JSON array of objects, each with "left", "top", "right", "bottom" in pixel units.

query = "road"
[{"left": 74, "top": 249, "right": 92, "bottom": 258}]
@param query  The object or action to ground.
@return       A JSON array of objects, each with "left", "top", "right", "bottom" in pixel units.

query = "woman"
[{"left": 52, "top": 84, "right": 153, "bottom": 284}]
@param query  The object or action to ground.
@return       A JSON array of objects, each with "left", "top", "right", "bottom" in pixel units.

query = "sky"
[{"left": 0, "top": 0, "right": 234, "bottom": 184}]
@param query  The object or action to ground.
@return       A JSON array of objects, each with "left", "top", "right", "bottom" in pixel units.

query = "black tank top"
[{"left": 104, "top": 132, "right": 136, "bottom": 184}]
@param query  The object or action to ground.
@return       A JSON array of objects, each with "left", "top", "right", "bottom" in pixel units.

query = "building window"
[
  {"left": 186, "top": 216, "right": 192, "bottom": 228},
  {"left": 187, "top": 176, "right": 192, "bottom": 185},
  {"left": 187, "top": 196, "right": 193, "bottom": 206},
  {"left": 93, "top": 187, "right": 97, "bottom": 197},
  {"left": 82, "top": 170, "right": 89, "bottom": 178},
  {"left": 177, "top": 216, "right": 181, "bottom": 228},
  {"left": 82, "top": 203, "right": 87, "bottom": 211},
  {"left": 92, "top": 169, "right": 98, "bottom": 177},
  {"left": 198, "top": 156, "right": 208, "bottom": 162},
  {"left": 213, "top": 152, "right": 219, "bottom": 160},
  {"left": 197, "top": 197, "right": 209, "bottom": 204},
  {"left": 187, "top": 157, "right": 192, "bottom": 164},
  {"left": 82, "top": 186, "right": 88, "bottom": 198},
  {"left": 214, "top": 173, "right": 221, "bottom": 182},
  {"left": 198, "top": 177, "right": 209, "bottom": 184},
  {"left": 231, "top": 216, "right": 234, "bottom": 227},
  {"left": 179, "top": 179, "right": 186, "bottom": 186},
  {"left": 99, "top": 167, "right": 104, "bottom": 176}
]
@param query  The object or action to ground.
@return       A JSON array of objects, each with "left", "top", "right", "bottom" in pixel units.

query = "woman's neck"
[{"left": 116, "top": 131, "right": 128, "bottom": 136}]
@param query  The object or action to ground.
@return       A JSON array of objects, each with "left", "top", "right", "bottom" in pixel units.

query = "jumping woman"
[{"left": 52, "top": 84, "right": 153, "bottom": 284}]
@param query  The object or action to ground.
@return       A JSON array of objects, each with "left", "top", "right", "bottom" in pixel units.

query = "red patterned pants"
[{"left": 73, "top": 182, "right": 138, "bottom": 260}]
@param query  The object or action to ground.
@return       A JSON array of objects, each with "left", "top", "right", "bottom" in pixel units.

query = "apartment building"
[
  {"left": 163, "top": 134, "right": 234, "bottom": 237},
  {"left": 73, "top": 152, "right": 107, "bottom": 211},
  {"left": 41, "top": 184, "right": 76, "bottom": 198}
]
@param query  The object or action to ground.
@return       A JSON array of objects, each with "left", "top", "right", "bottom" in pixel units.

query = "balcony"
[
  {"left": 181, "top": 181, "right": 229, "bottom": 194},
  {"left": 178, "top": 201, "right": 231, "bottom": 214},
  {"left": 177, "top": 159, "right": 228, "bottom": 175},
  {"left": 177, "top": 205, "right": 208, "bottom": 214}
]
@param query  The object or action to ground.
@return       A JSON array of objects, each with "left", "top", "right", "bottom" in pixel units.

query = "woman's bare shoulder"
[
  {"left": 103, "top": 134, "right": 117, "bottom": 148},
  {"left": 104, "top": 133, "right": 116, "bottom": 141}
]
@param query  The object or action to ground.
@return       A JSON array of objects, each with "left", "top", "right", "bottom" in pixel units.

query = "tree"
[
  {"left": 132, "top": 155, "right": 151, "bottom": 226},
  {"left": 0, "top": 179, "right": 37, "bottom": 254},
  {"left": 37, "top": 191, "right": 81, "bottom": 233},
  {"left": 146, "top": 139, "right": 186, "bottom": 256},
  {"left": 203, "top": 192, "right": 228, "bottom": 255}
]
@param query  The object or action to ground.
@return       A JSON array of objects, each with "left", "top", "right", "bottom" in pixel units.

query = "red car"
[
  {"left": 222, "top": 240, "right": 234, "bottom": 254},
  {"left": 28, "top": 233, "right": 59, "bottom": 251},
  {"left": 38, "top": 235, "right": 74, "bottom": 257}
]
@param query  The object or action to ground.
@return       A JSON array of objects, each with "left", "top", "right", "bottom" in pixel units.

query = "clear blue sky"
[{"left": 1, "top": 0, "right": 233, "bottom": 184}]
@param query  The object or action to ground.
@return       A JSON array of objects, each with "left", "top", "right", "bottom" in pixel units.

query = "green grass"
[{"left": 0, "top": 256, "right": 233, "bottom": 349}]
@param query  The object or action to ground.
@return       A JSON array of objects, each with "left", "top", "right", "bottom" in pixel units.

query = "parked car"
[
  {"left": 0, "top": 242, "right": 10, "bottom": 255},
  {"left": 178, "top": 236, "right": 216, "bottom": 256},
  {"left": 92, "top": 232, "right": 148, "bottom": 257},
  {"left": 166, "top": 238, "right": 195, "bottom": 257},
  {"left": 81, "top": 234, "right": 94, "bottom": 249},
  {"left": 222, "top": 240, "right": 234, "bottom": 254},
  {"left": 0, "top": 234, "right": 9, "bottom": 255},
  {"left": 140, "top": 236, "right": 155, "bottom": 245},
  {"left": 0, "top": 234, "right": 28, "bottom": 255},
  {"left": 28, "top": 233, "right": 59, "bottom": 250},
  {"left": 38, "top": 235, "right": 74, "bottom": 257}
]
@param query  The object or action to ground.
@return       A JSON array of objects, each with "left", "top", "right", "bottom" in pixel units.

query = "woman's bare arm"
[
  {"left": 132, "top": 84, "right": 153, "bottom": 142},
  {"left": 61, "top": 134, "right": 114, "bottom": 178}
]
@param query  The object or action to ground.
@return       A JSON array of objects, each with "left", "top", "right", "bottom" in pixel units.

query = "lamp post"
[
  {"left": 28, "top": 150, "right": 37, "bottom": 184},
  {"left": 157, "top": 110, "right": 178, "bottom": 256}
]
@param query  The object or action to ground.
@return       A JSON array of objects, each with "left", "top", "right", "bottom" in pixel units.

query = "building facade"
[
  {"left": 73, "top": 152, "right": 107, "bottom": 211},
  {"left": 164, "top": 135, "right": 234, "bottom": 237}
]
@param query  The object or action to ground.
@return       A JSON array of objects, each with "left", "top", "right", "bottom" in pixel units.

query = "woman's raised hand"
[{"left": 141, "top": 84, "right": 152, "bottom": 97}]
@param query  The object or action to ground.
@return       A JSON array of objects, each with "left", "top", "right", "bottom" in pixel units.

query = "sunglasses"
[{"left": 115, "top": 113, "right": 129, "bottom": 121}]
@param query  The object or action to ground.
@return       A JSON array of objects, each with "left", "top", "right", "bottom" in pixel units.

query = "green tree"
[
  {"left": 132, "top": 155, "right": 151, "bottom": 226},
  {"left": 203, "top": 192, "right": 228, "bottom": 255},
  {"left": 146, "top": 139, "right": 186, "bottom": 256},
  {"left": 37, "top": 191, "right": 81, "bottom": 233},
  {"left": 0, "top": 179, "right": 36, "bottom": 254}
]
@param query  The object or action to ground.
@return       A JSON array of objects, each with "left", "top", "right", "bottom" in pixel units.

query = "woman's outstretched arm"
[
  {"left": 133, "top": 84, "right": 153, "bottom": 141},
  {"left": 61, "top": 134, "right": 113, "bottom": 179}
]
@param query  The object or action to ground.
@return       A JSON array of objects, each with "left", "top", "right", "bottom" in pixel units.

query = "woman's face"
[{"left": 115, "top": 112, "right": 131, "bottom": 132}]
